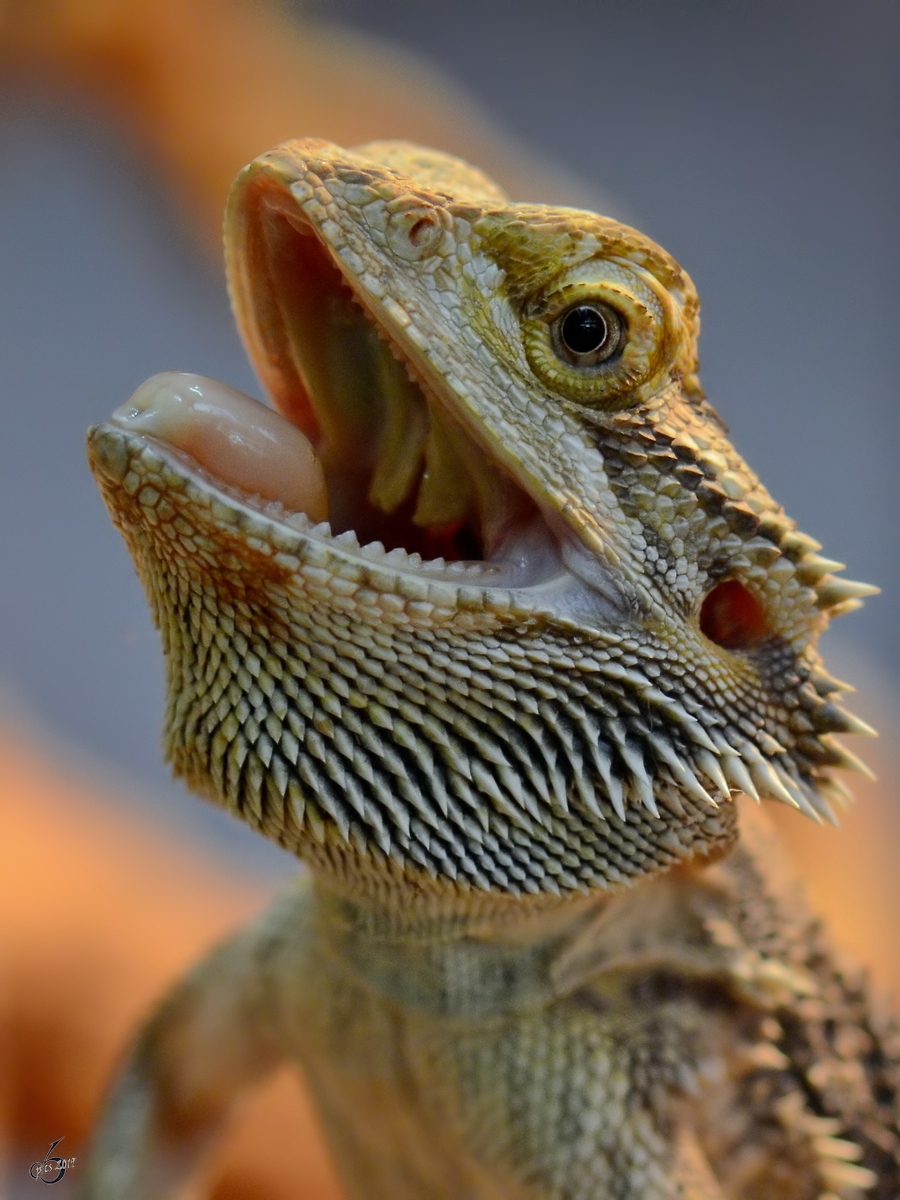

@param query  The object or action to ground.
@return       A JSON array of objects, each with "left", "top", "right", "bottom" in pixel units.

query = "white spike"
[
  {"left": 299, "top": 757, "right": 351, "bottom": 840},
  {"left": 794, "top": 554, "right": 845, "bottom": 585},
  {"left": 694, "top": 748, "right": 730, "bottom": 798},
  {"left": 368, "top": 773, "right": 411, "bottom": 838},
  {"left": 306, "top": 804, "right": 327, "bottom": 844},
  {"left": 779, "top": 776, "right": 826, "bottom": 825},
  {"left": 756, "top": 731, "right": 788, "bottom": 756},
  {"left": 809, "top": 790, "right": 840, "bottom": 827},
  {"left": 826, "top": 598, "right": 865, "bottom": 617},
  {"left": 390, "top": 767, "right": 447, "bottom": 832},
  {"left": 826, "top": 708, "right": 877, "bottom": 738},
  {"left": 491, "top": 703, "right": 559, "bottom": 810},
  {"left": 420, "top": 712, "right": 454, "bottom": 750},
  {"left": 781, "top": 530, "right": 822, "bottom": 555},
  {"left": 574, "top": 778, "right": 607, "bottom": 821},
  {"left": 644, "top": 733, "right": 716, "bottom": 807},
  {"left": 330, "top": 767, "right": 372, "bottom": 826},
  {"left": 709, "top": 733, "right": 759, "bottom": 798},
  {"left": 563, "top": 707, "right": 617, "bottom": 811},
  {"left": 287, "top": 780, "right": 305, "bottom": 827},
  {"left": 608, "top": 720, "right": 659, "bottom": 817},
  {"left": 518, "top": 724, "right": 566, "bottom": 811},
  {"left": 470, "top": 760, "right": 540, "bottom": 831},
  {"left": 637, "top": 686, "right": 719, "bottom": 752},
  {"left": 587, "top": 737, "right": 627, "bottom": 820},
  {"left": 392, "top": 720, "right": 451, "bottom": 816},
  {"left": 816, "top": 577, "right": 880, "bottom": 609},
  {"left": 743, "top": 537, "right": 782, "bottom": 566},
  {"left": 745, "top": 752, "right": 801, "bottom": 810},
  {"left": 820, "top": 736, "right": 876, "bottom": 780},
  {"left": 497, "top": 763, "right": 547, "bottom": 822},
  {"left": 721, "top": 753, "right": 760, "bottom": 801},
  {"left": 634, "top": 778, "right": 661, "bottom": 818},
  {"left": 448, "top": 771, "right": 491, "bottom": 831},
  {"left": 354, "top": 797, "right": 390, "bottom": 856},
  {"left": 601, "top": 661, "right": 652, "bottom": 689},
  {"left": 681, "top": 717, "right": 719, "bottom": 754},
  {"left": 818, "top": 776, "right": 856, "bottom": 810},
  {"left": 351, "top": 749, "right": 375, "bottom": 786},
  {"left": 655, "top": 771, "right": 687, "bottom": 816},
  {"left": 561, "top": 729, "right": 606, "bottom": 820},
  {"left": 809, "top": 667, "right": 855, "bottom": 695}
]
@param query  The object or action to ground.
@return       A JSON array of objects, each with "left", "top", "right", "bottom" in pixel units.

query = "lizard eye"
[
  {"left": 520, "top": 261, "right": 682, "bottom": 409},
  {"left": 554, "top": 303, "right": 624, "bottom": 367}
]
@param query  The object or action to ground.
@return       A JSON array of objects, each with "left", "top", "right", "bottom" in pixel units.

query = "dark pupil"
[{"left": 561, "top": 305, "right": 609, "bottom": 355}]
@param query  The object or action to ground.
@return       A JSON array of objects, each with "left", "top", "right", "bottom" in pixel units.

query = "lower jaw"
[{"left": 108, "top": 370, "right": 567, "bottom": 592}]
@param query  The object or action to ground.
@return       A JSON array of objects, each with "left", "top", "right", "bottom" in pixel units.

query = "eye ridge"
[{"left": 554, "top": 302, "right": 625, "bottom": 368}]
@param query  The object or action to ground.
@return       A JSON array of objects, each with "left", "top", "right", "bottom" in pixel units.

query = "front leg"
[{"left": 78, "top": 886, "right": 311, "bottom": 1199}]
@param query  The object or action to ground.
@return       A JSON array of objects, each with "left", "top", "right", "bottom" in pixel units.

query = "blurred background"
[{"left": 0, "top": 0, "right": 897, "bottom": 1194}]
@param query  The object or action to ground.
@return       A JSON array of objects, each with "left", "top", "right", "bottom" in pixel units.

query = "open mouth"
[{"left": 111, "top": 205, "right": 563, "bottom": 591}]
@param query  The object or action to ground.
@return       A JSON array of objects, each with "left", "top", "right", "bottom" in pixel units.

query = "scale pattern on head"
[{"left": 88, "top": 139, "right": 877, "bottom": 900}]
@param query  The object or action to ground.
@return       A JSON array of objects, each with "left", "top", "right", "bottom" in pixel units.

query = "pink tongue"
[{"left": 112, "top": 372, "right": 328, "bottom": 522}]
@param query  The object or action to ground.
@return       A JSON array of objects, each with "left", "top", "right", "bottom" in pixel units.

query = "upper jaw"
[{"left": 223, "top": 140, "right": 636, "bottom": 579}]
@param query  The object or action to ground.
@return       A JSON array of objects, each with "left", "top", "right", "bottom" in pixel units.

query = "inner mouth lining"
[{"left": 253, "top": 206, "right": 542, "bottom": 568}]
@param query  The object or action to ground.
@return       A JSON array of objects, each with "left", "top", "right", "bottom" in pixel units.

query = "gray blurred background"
[{"left": 0, "top": 0, "right": 897, "bottom": 873}]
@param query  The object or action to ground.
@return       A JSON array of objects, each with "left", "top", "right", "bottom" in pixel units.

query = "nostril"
[
  {"left": 699, "top": 579, "right": 768, "bottom": 650},
  {"left": 408, "top": 215, "right": 436, "bottom": 245},
  {"left": 386, "top": 207, "right": 442, "bottom": 259}
]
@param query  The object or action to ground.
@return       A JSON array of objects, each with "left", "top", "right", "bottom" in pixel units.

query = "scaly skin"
[{"left": 83, "top": 140, "right": 898, "bottom": 1198}]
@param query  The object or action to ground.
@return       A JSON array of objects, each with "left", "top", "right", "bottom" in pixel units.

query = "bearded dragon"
[{"left": 82, "top": 139, "right": 898, "bottom": 1199}]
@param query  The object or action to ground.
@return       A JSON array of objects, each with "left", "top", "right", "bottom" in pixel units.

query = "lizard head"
[{"left": 88, "top": 138, "right": 878, "bottom": 900}]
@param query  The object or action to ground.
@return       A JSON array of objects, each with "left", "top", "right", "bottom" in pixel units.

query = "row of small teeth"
[
  {"left": 257, "top": 498, "right": 498, "bottom": 576},
  {"left": 151, "top": 441, "right": 502, "bottom": 581}
]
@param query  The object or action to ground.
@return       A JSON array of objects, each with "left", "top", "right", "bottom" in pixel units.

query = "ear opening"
[{"left": 699, "top": 579, "right": 768, "bottom": 650}]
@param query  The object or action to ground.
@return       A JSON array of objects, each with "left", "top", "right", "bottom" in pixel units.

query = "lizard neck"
[{"left": 306, "top": 853, "right": 725, "bottom": 1020}]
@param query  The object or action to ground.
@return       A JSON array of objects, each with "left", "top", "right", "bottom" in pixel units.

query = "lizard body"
[{"left": 83, "top": 140, "right": 898, "bottom": 1198}]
